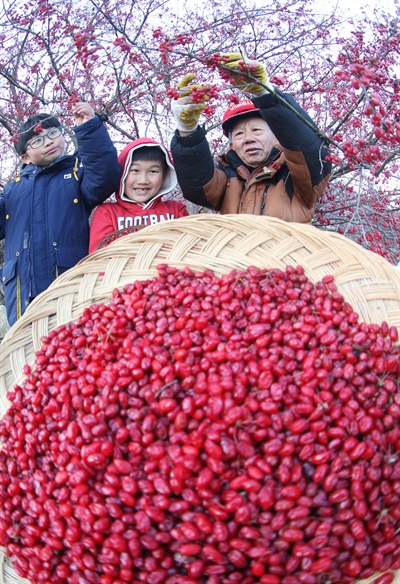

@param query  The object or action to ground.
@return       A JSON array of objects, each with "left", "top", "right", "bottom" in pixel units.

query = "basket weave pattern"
[{"left": 1, "top": 215, "right": 399, "bottom": 584}]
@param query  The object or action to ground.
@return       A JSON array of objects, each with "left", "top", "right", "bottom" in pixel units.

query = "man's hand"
[
  {"left": 73, "top": 102, "right": 95, "bottom": 126},
  {"left": 219, "top": 53, "right": 274, "bottom": 95},
  {"left": 171, "top": 74, "right": 210, "bottom": 134}
]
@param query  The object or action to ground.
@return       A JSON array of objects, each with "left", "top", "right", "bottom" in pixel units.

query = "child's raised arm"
[{"left": 73, "top": 102, "right": 95, "bottom": 126}]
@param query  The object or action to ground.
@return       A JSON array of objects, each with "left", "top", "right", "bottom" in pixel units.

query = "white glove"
[
  {"left": 171, "top": 73, "right": 210, "bottom": 133},
  {"left": 220, "top": 52, "right": 274, "bottom": 96}
]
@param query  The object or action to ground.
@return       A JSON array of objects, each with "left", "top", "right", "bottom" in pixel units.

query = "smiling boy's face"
[
  {"left": 123, "top": 159, "right": 165, "bottom": 203},
  {"left": 21, "top": 127, "right": 65, "bottom": 167}
]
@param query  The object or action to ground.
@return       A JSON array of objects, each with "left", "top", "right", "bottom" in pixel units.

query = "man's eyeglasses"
[{"left": 25, "top": 127, "right": 63, "bottom": 150}]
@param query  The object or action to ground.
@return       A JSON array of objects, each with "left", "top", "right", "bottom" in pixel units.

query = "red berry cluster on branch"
[
  {"left": 218, "top": 69, "right": 236, "bottom": 85},
  {"left": 166, "top": 89, "right": 181, "bottom": 100},
  {"left": 73, "top": 32, "right": 100, "bottom": 67},
  {"left": 158, "top": 40, "right": 174, "bottom": 65},
  {"left": 152, "top": 27, "right": 163, "bottom": 40},
  {"left": 0, "top": 264, "right": 399, "bottom": 584},
  {"left": 206, "top": 54, "right": 224, "bottom": 70},
  {"left": 114, "top": 38, "right": 131, "bottom": 52},
  {"left": 204, "top": 54, "right": 236, "bottom": 85},
  {"left": 203, "top": 105, "right": 217, "bottom": 117},
  {"left": 191, "top": 86, "right": 219, "bottom": 104},
  {"left": 332, "top": 57, "right": 400, "bottom": 172},
  {"left": 167, "top": 86, "right": 219, "bottom": 104},
  {"left": 175, "top": 34, "right": 193, "bottom": 46},
  {"left": 66, "top": 95, "right": 81, "bottom": 112},
  {"left": 73, "top": 32, "right": 96, "bottom": 48}
]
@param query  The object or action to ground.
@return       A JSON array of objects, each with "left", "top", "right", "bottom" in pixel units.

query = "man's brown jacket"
[{"left": 171, "top": 91, "right": 332, "bottom": 223}]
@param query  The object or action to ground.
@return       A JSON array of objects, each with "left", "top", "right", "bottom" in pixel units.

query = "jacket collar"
[
  {"left": 217, "top": 146, "right": 283, "bottom": 182},
  {"left": 19, "top": 153, "right": 73, "bottom": 175}
]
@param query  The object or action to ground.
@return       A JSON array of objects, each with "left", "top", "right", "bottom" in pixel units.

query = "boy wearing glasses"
[{"left": 0, "top": 102, "right": 121, "bottom": 325}]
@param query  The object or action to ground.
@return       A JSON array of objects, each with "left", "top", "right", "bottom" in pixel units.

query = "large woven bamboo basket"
[{"left": 1, "top": 215, "right": 399, "bottom": 584}]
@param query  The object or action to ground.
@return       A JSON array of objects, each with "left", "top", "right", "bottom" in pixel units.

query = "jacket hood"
[{"left": 117, "top": 138, "right": 178, "bottom": 209}]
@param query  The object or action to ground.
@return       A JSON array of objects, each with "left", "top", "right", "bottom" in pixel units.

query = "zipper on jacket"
[
  {"left": 16, "top": 274, "right": 21, "bottom": 320},
  {"left": 260, "top": 186, "right": 268, "bottom": 216},
  {"left": 73, "top": 157, "right": 79, "bottom": 181}
]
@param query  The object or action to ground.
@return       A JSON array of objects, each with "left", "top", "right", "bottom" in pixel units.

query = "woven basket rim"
[
  {"left": 1, "top": 214, "right": 399, "bottom": 351},
  {"left": 1, "top": 214, "right": 399, "bottom": 346},
  {"left": 0, "top": 215, "right": 400, "bottom": 584}
]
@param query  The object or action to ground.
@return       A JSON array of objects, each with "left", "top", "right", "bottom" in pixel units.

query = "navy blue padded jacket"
[{"left": 0, "top": 115, "right": 121, "bottom": 325}]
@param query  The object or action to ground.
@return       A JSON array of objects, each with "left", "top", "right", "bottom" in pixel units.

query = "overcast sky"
[{"left": 315, "top": 0, "right": 398, "bottom": 17}]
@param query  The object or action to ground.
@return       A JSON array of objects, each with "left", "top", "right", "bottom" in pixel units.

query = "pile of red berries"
[{"left": 0, "top": 264, "right": 399, "bottom": 584}]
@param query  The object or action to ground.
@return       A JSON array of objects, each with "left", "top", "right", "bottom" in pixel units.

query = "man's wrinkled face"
[{"left": 230, "top": 117, "right": 277, "bottom": 168}]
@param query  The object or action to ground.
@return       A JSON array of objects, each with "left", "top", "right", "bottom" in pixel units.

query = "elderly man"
[{"left": 170, "top": 53, "right": 332, "bottom": 223}]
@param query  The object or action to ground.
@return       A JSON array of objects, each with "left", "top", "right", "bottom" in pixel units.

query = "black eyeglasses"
[{"left": 25, "top": 127, "right": 63, "bottom": 150}]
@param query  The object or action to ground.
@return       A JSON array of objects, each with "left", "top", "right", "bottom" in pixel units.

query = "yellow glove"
[
  {"left": 220, "top": 52, "right": 273, "bottom": 95},
  {"left": 171, "top": 74, "right": 210, "bottom": 132}
]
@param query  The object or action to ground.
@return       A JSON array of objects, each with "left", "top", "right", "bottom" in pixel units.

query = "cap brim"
[{"left": 222, "top": 110, "right": 263, "bottom": 137}]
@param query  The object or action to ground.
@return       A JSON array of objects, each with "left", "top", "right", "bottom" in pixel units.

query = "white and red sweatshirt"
[{"left": 89, "top": 137, "right": 188, "bottom": 253}]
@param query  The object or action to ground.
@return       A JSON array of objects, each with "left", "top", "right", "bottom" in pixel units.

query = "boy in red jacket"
[{"left": 89, "top": 138, "right": 188, "bottom": 252}]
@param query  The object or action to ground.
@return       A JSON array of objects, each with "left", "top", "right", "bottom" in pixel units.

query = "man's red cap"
[{"left": 221, "top": 100, "right": 262, "bottom": 137}]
